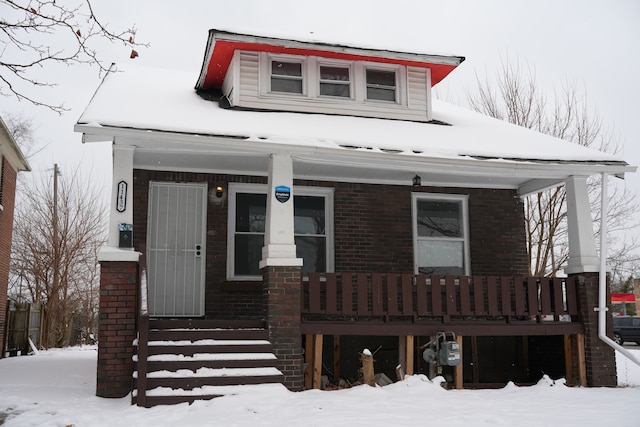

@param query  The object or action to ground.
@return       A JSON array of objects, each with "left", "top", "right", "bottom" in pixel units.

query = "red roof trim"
[{"left": 200, "top": 40, "right": 459, "bottom": 90}]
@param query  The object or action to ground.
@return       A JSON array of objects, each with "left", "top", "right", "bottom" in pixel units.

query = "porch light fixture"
[
  {"left": 209, "top": 185, "right": 227, "bottom": 206},
  {"left": 413, "top": 174, "right": 421, "bottom": 187}
]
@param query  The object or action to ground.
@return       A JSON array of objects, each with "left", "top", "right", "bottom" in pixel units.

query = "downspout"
[{"left": 597, "top": 173, "right": 640, "bottom": 366}]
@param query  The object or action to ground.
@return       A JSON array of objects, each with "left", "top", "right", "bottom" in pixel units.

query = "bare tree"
[
  {"left": 467, "top": 59, "right": 639, "bottom": 279},
  {"left": 2, "top": 113, "right": 48, "bottom": 167},
  {"left": 1, "top": 0, "right": 145, "bottom": 113},
  {"left": 9, "top": 165, "right": 106, "bottom": 348}
]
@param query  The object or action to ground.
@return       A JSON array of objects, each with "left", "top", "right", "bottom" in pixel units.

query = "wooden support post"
[
  {"left": 406, "top": 335, "right": 414, "bottom": 376},
  {"left": 398, "top": 335, "right": 414, "bottom": 377},
  {"left": 522, "top": 335, "right": 530, "bottom": 379},
  {"left": 564, "top": 334, "right": 573, "bottom": 385},
  {"left": 577, "top": 333, "right": 587, "bottom": 386},
  {"left": 471, "top": 336, "right": 479, "bottom": 384},
  {"left": 399, "top": 336, "right": 406, "bottom": 374},
  {"left": 361, "top": 349, "right": 375, "bottom": 387},
  {"left": 304, "top": 335, "right": 313, "bottom": 389},
  {"left": 333, "top": 335, "right": 341, "bottom": 380},
  {"left": 453, "top": 334, "right": 463, "bottom": 389},
  {"left": 313, "top": 334, "right": 323, "bottom": 389}
]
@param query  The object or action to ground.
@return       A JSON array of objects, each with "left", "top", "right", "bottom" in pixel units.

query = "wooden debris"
[
  {"left": 396, "top": 364, "right": 405, "bottom": 381},
  {"left": 361, "top": 349, "right": 375, "bottom": 387}
]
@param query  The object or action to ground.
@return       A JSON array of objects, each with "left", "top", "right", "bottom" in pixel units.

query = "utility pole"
[{"left": 50, "top": 163, "right": 61, "bottom": 347}]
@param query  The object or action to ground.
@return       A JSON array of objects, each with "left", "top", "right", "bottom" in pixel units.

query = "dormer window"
[
  {"left": 271, "top": 60, "right": 303, "bottom": 94},
  {"left": 247, "top": 52, "right": 426, "bottom": 121},
  {"left": 366, "top": 68, "right": 397, "bottom": 102},
  {"left": 319, "top": 65, "right": 351, "bottom": 98}
]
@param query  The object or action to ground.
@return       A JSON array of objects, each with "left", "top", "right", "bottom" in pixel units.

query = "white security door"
[{"left": 147, "top": 182, "right": 206, "bottom": 317}]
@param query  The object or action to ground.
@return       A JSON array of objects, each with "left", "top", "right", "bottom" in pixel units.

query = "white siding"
[
  {"left": 407, "top": 66, "right": 429, "bottom": 116},
  {"left": 221, "top": 52, "right": 235, "bottom": 103},
  {"left": 238, "top": 51, "right": 259, "bottom": 101},
  {"left": 223, "top": 51, "right": 432, "bottom": 122}
]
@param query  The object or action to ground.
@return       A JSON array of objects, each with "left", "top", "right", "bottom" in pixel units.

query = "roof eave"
[
  {"left": 0, "top": 116, "right": 31, "bottom": 172},
  {"left": 74, "top": 123, "right": 634, "bottom": 189},
  {"left": 208, "top": 29, "right": 465, "bottom": 66}
]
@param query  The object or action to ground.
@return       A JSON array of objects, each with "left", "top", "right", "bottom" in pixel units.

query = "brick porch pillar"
[
  {"left": 572, "top": 272, "right": 617, "bottom": 387},
  {"left": 262, "top": 265, "right": 304, "bottom": 391},
  {"left": 565, "top": 175, "right": 617, "bottom": 387},
  {"left": 96, "top": 260, "right": 139, "bottom": 397},
  {"left": 259, "top": 153, "right": 304, "bottom": 391}
]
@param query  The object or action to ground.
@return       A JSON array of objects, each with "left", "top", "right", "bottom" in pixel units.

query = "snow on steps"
[{"left": 133, "top": 319, "right": 284, "bottom": 407}]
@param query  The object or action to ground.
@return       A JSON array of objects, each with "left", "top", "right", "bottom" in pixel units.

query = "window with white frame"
[
  {"left": 365, "top": 67, "right": 397, "bottom": 102},
  {"left": 270, "top": 59, "right": 304, "bottom": 94},
  {"left": 412, "top": 193, "right": 470, "bottom": 275},
  {"left": 259, "top": 53, "right": 409, "bottom": 108},
  {"left": 319, "top": 64, "right": 351, "bottom": 98},
  {"left": 228, "top": 184, "right": 334, "bottom": 279}
]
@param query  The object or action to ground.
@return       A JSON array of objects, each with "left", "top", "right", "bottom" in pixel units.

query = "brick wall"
[
  {"left": 0, "top": 158, "right": 17, "bottom": 358},
  {"left": 573, "top": 272, "right": 617, "bottom": 386},
  {"left": 96, "top": 261, "right": 139, "bottom": 398},
  {"left": 131, "top": 170, "right": 529, "bottom": 320},
  {"left": 262, "top": 266, "right": 304, "bottom": 391},
  {"left": 332, "top": 182, "right": 529, "bottom": 276},
  {"left": 133, "top": 170, "right": 267, "bottom": 320}
]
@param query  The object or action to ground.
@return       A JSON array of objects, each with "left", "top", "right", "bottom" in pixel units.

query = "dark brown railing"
[
  {"left": 135, "top": 261, "right": 150, "bottom": 407},
  {"left": 302, "top": 273, "right": 578, "bottom": 321}
]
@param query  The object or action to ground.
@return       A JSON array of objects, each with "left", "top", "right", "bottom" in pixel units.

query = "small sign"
[
  {"left": 275, "top": 185, "right": 291, "bottom": 203},
  {"left": 116, "top": 181, "right": 127, "bottom": 212}
]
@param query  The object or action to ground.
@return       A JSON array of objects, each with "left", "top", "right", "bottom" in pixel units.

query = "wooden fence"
[{"left": 4, "top": 301, "right": 43, "bottom": 356}]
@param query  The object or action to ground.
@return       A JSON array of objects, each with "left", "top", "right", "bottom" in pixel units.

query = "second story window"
[
  {"left": 366, "top": 68, "right": 397, "bottom": 102},
  {"left": 319, "top": 65, "right": 351, "bottom": 98},
  {"left": 271, "top": 60, "right": 303, "bottom": 94}
]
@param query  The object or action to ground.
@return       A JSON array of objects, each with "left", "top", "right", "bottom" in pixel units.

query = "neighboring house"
[
  {"left": 75, "top": 29, "right": 636, "bottom": 406},
  {"left": 0, "top": 117, "right": 31, "bottom": 358}
]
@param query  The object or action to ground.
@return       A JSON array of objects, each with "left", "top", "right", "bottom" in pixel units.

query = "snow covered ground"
[{"left": 1, "top": 346, "right": 639, "bottom": 426}]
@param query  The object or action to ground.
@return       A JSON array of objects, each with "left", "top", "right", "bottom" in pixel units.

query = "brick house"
[
  {"left": 75, "top": 30, "right": 636, "bottom": 406},
  {"left": 0, "top": 117, "right": 30, "bottom": 358}
]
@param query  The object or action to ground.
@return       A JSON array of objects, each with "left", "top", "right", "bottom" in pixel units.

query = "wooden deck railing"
[
  {"left": 302, "top": 273, "right": 579, "bottom": 321},
  {"left": 135, "top": 259, "right": 150, "bottom": 407}
]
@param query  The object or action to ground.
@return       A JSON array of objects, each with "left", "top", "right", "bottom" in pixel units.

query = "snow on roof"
[
  {"left": 0, "top": 115, "right": 31, "bottom": 172},
  {"left": 76, "top": 64, "right": 629, "bottom": 170},
  {"left": 205, "top": 26, "right": 463, "bottom": 60}
]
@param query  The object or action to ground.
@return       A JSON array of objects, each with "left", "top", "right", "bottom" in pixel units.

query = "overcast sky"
[{"left": 3, "top": 0, "right": 639, "bottom": 247}]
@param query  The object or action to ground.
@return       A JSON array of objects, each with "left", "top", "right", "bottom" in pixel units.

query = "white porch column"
[
  {"left": 564, "top": 175, "right": 599, "bottom": 274},
  {"left": 106, "top": 144, "right": 135, "bottom": 250},
  {"left": 259, "top": 154, "right": 303, "bottom": 268}
]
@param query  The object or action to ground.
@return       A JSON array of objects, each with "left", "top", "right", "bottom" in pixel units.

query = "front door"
[{"left": 147, "top": 182, "right": 207, "bottom": 317}]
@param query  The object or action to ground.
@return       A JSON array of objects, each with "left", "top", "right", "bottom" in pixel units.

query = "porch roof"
[{"left": 75, "top": 65, "right": 635, "bottom": 195}]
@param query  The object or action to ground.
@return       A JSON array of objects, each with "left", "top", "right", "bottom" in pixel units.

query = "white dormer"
[{"left": 197, "top": 30, "right": 464, "bottom": 122}]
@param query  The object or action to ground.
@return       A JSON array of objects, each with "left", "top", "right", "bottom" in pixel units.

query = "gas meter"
[{"left": 422, "top": 331, "right": 461, "bottom": 367}]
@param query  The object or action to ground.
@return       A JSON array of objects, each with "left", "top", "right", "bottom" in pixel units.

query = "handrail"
[
  {"left": 302, "top": 273, "right": 579, "bottom": 321},
  {"left": 135, "top": 260, "right": 150, "bottom": 407}
]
